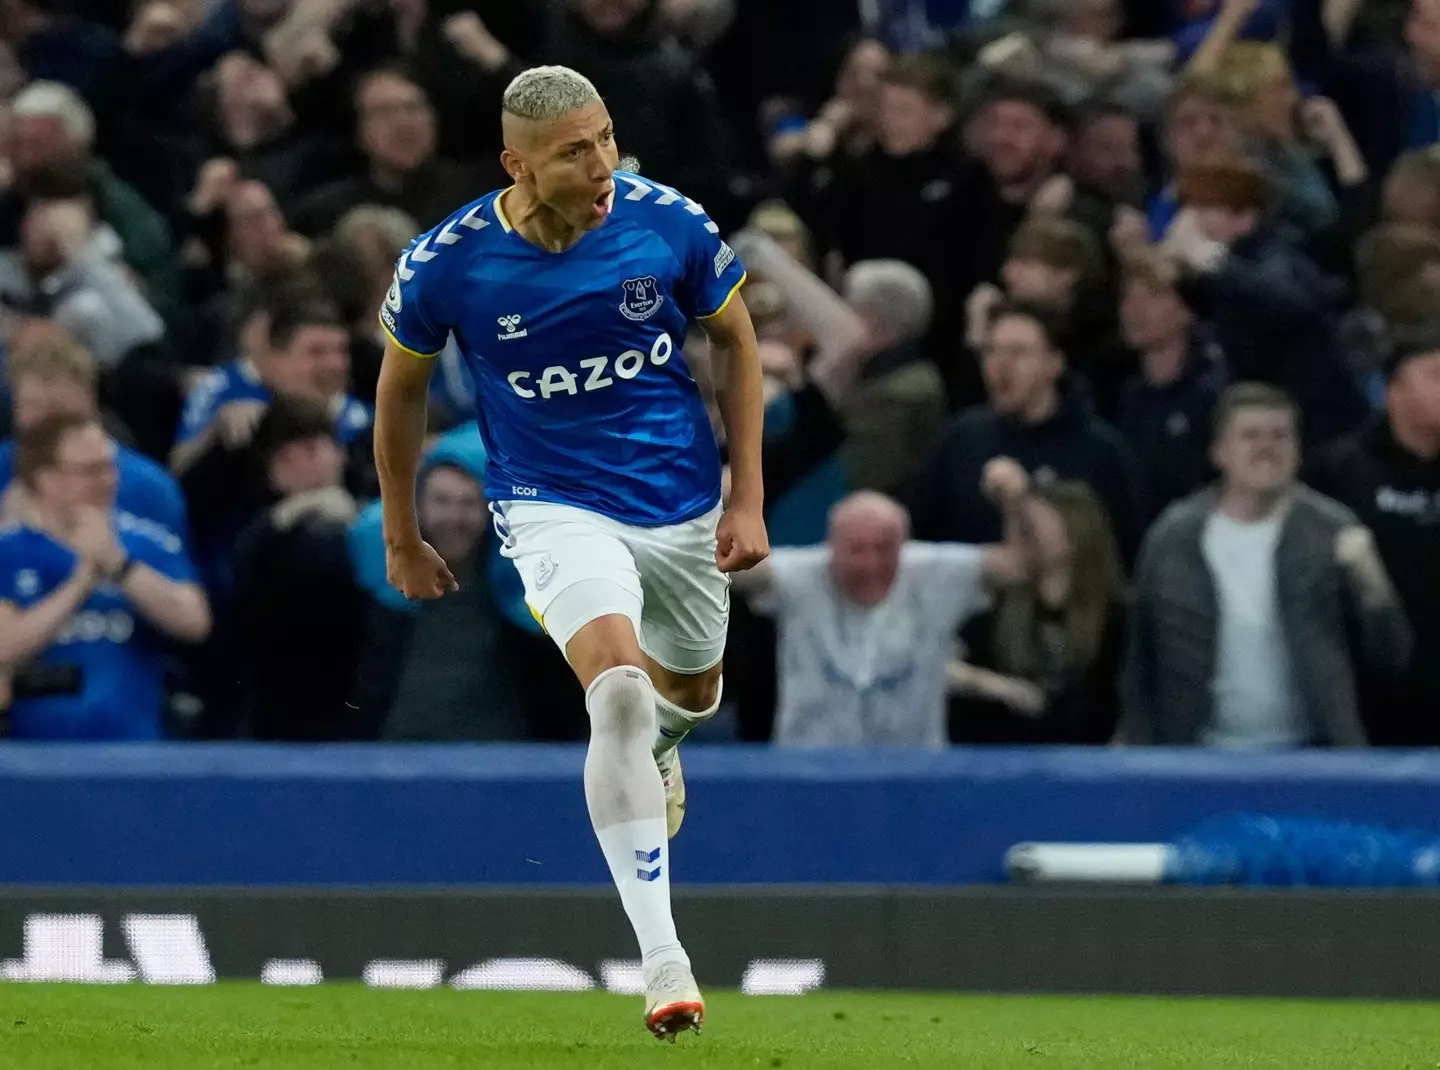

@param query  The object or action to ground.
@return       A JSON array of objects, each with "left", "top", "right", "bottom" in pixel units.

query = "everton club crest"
[{"left": 619, "top": 276, "right": 664, "bottom": 322}]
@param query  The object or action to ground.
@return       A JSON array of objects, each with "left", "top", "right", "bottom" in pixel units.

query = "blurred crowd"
[{"left": 0, "top": 0, "right": 1437, "bottom": 749}]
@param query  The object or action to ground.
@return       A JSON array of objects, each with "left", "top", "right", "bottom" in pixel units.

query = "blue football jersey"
[
  {"left": 176, "top": 360, "right": 373, "bottom": 447},
  {"left": 0, "top": 513, "right": 198, "bottom": 740},
  {"left": 379, "top": 171, "right": 747, "bottom": 527}
]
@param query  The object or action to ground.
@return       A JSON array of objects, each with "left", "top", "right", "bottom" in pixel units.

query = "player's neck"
[{"left": 501, "top": 187, "right": 587, "bottom": 254}]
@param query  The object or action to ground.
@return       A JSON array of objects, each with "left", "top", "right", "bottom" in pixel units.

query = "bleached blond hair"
[{"left": 502, "top": 66, "right": 603, "bottom": 122}]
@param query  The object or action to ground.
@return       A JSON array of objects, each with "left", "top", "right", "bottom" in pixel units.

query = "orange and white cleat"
[{"left": 643, "top": 959, "right": 704, "bottom": 1042}]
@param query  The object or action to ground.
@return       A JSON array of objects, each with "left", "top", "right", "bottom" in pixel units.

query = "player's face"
[
  {"left": 525, "top": 102, "right": 620, "bottom": 231},
  {"left": 829, "top": 514, "right": 904, "bottom": 608},
  {"left": 12, "top": 373, "right": 96, "bottom": 431},
  {"left": 1212, "top": 406, "right": 1299, "bottom": 497},
  {"left": 44, "top": 424, "right": 118, "bottom": 512}
]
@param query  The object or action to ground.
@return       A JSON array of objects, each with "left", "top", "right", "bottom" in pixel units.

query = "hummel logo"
[{"left": 497, "top": 314, "right": 528, "bottom": 340}]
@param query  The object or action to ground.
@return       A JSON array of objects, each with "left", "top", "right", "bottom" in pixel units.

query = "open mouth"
[{"left": 591, "top": 186, "right": 615, "bottom": 219}]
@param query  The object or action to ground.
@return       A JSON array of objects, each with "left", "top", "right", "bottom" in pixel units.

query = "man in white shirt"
[
  {"left": 734, "top": 460, "right": 1030, "bottom": 747},
  {"left": 1122, "top": 383, "right": 1412, "bottom": 746}
]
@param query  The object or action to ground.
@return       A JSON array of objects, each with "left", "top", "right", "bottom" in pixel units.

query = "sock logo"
[{"left": 635, "top": 846, "right": 662, "bottom": 882}]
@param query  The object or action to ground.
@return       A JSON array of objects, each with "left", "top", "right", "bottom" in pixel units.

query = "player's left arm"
[{"left": 701, "top": 291, "right": 770, "bottom": 574}]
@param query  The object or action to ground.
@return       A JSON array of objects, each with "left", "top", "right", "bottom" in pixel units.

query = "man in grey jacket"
[{"left": 1121, "top": 382, "right": 1412, "bottom": 747}]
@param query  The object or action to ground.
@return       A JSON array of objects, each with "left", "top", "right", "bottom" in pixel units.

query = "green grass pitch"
[{"left": 3, "top": 984, "right": 1440, "bottom": 1069}]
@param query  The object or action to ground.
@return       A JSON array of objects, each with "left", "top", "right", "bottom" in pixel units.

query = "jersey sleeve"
[
  {"left": 379, "top": 222, "right": 460, "bottom": 358},
  {"left": 119, "top": 514, "right": 197, "bottom": 584},
  {"left": 672, "top": 195, "right": 747, "bottom": 322},
  {"left": 175, "top": 369, "right": 225, "bottom": 445}
]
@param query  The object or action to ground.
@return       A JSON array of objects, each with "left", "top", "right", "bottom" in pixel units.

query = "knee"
[
  {"left": 663, "top": 665, "right": 722, "bottom": 713},
  {"left": 586, "top": 665, "right": 657, "bottom": 742}
]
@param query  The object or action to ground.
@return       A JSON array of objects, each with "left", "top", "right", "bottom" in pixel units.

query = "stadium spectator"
[
  {"left": 288, "top": 68, "right": 477, "bottom": 237},
  {"left": 798, "top": 54, "right": 999, "bottom": 403},
  {"left": 0, "top": 331, "right": 186, "bottom": 536},
  {"left": 798, "top": 53, "right": 964, "bottom": 271},
  {"left": 1, "top": 82, "right": 178, "bottom": 316},
  {"left": 734, "top": 463, "right": 1031, "bottom": 748},
  {"left": 733, "top": 228, "right": 946, "bottom": 500},
  {"left": 1344, "top": 223, "right": 1440, "bottom": 403},
  {"left": 1116, "top": 248, "right": 1229, "bottom": 524},
  {"left": 1170, "top": 157, "right": 1368, "bottom": 446},
  {"left": 1380, "top": 147, "right": 1440, "bottom": 230},
  {"left": 949, "top": 478, "right": 1126, "bottom": 744},
  {"left": 0, "top": 0, "right": 123, "bottom": 106},
  {"left": 221, "top": 180, "right": 311, "bottom": 287},
  {"left": 970, "top": 216, "right": 1123, "bottom": 414},
  {"left": 1309, "top": 324, "right": 1440, "bottom": 746},
  {"left": 766, "top": 36, "right": 889, "bottom": 169},
  {"left": 1147, "top": 73, "right": 1237, "bottom": 240},
  {"left": 1187, "top": 29, "right": 1368, "bottom": 249},
  {"left": 911, "top": 300, "right": 1142, "bottom": 564},
  {"left": 0, "top": 413, "right": 209, "bottom": 739},
  {"left": 0, "top": 193, "right": 166, "bottom": 369},
  {"left": 172, "top": 296, "right": 372, "bottom": 480},
  {"left": 200, "top": 51, "right": 352, "bottom": 215},
  {"left": 1024, "top": 1, "right": 1176, "bottom": 119},
  {"left": 1066, "top": 100, "right": 1147, "bottom": 212},
  {"left": 363, "top": 455, "right": 532, "bottom": 742},
  {"left": 1120, "top": 383, "right": 1411, "bottom": 747},
  {"left": 233, "top": 398, "right": 368, "bottom": 740}
]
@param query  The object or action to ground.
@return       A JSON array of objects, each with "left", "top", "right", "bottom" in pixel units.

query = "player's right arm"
[
  {"left": 374, "top": 231, "right": 462, "bottom": 600},
  {"left": 375, "top": 340, "right": 457, "bottom": 600}
]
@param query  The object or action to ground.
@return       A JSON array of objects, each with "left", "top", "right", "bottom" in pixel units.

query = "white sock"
[
  {"left": 585, "top": 666, "right": 687, "bottom": 969},
  {"left": 652, "top": 678, "right": 722, "bottom": 760}
]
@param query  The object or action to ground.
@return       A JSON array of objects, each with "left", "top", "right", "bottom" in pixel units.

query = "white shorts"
[{"left": 492, "top": 500, "right": 730, "bottom": 675}]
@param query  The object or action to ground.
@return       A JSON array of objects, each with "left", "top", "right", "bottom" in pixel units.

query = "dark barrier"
[
  {"left": 7, "top": 745, "right": 1440, "bottom": 885},
  {"left": 3, "top": 886, "right": 1440, "bottom": 999}
]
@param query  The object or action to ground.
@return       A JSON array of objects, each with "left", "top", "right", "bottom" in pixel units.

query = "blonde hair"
[
  {"left": 1213, "top": 41, "right": 1293, "bottom": 133},
  {"left": 503, "top": 66, "right": 602, "bottom": 121},
  {"left": 990, "top": 481, "right": 1124, "bottom": 677}
]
